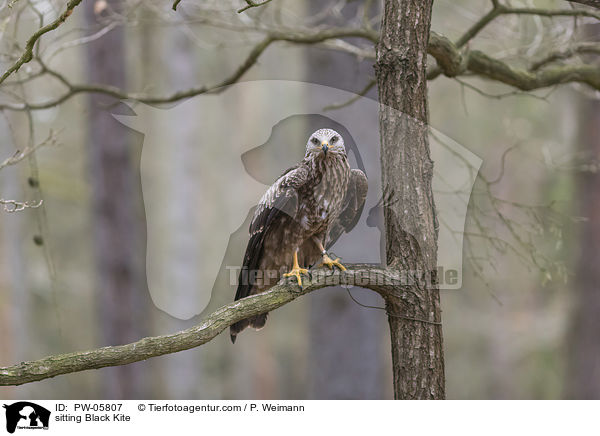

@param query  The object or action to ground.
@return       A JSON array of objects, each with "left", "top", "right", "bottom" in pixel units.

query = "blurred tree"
[
  {"left": 154, "top": 20, "right": 207, "bottom": 400},
  {"left": 306, "top": 0, "right": 386, "bottom": 400},
  {"left": 84, "top": 0, "right": 149, "bottom": 398},
  {"left": 566, "top": 23, "right": 600, "bottom": 400},
  {"left": 0, "top": 134, "right": 30, "bottom": 397}
]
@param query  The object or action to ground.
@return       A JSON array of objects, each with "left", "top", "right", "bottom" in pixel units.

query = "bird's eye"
[
  {"left": 331, "top": 136, "right": 338, "bottom": 144},
  {"left": 311, "top": 137, "right": 319, "bottom": 145}
]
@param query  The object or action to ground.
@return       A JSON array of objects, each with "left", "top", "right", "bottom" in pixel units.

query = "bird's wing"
[
  {"left": 234, "top": 164, "right": 309, "bottom": 303},
  {"left": 249, "top": 164, "right": 309, "bottom": 236},
  {"left": 326, "top": 168, "right": 368, "bottom": 249}
]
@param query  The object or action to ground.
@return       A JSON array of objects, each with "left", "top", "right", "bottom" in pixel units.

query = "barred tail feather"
[
  {"left": 230, "top": 229, "right": 269, "bottom": 343},
  {"left": 230, "top": 314, "right": 268, "bottom": 343},
  {"left": 250, "top": 313, "right": 267, "bottom": 330},
  {"left": 230, "top": 318, "right": 249, "bottom": 343}
]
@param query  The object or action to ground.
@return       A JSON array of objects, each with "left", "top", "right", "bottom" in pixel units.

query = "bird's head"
[{"left": 305, "top": 128, "right": 346, "bottom": 159}]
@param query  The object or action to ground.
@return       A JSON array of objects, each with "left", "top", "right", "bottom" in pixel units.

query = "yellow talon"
[
  {"left": 284, "top": 251, "right": 310, "bottom": 286},
  {"left": 283, "top": 267, "right": 310, "bottom": 287},
  {"left": 319, "top": 254, "right": 346, "bottom": 271}
]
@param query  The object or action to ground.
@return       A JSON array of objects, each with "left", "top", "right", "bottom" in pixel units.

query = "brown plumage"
[{"left": 230, "top": 128, "right": 368, "bottom": 343}]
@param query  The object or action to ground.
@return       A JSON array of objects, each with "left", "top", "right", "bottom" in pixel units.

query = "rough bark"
[
  {"left": 84, "top": 0, "right": 148, "bottom": 398},
  {"left": 375, "top": 0, "right": 445, "bottom": 399}
]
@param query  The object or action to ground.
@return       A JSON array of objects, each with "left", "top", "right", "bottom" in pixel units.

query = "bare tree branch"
[
  {"left": 467, "top": 49, "right": 600, "bottom": 90},
  {"left": 502, "top": 5, "right": 600, "bottom": 21},
  {"left": 0, "top": 28, "right": 378, "bottom": 111},
  {"left": 0, "top": 198, "right": 42, "bottom": 213},
  {"left": 2, "top": 5, "right": 599, "bottom": 112},
  {"left": 0, "top": 129, "right": 60, "bottom": 170},
  {"left": 429, "top": 32, "right": 600, "bottom": 91},
  {"left": 323, "top": 78, "right": 376, "bottom": 111},
  {"left": 172, "top": 0, "right": 275, "bottom": 13},
  {"left": 0, "top": 265, "right": 420, "bottom": 386},
  {"left": 238, "top": 0, "right": 273, "bottom": 14},
  {"left": 530, "top": 42, "right": 600, "bottom": 71},
  {"left": 0, "top": 0, "right": 83, "bottom": 85},
  {"left": 455, "top": 4, "right": 504, "bottom": 49},
  {"left": 455, "top": 4, "right": 600, "bottom": 50},
  {"left": 566, "top": 0, "right": 600, "bottom": 9}
]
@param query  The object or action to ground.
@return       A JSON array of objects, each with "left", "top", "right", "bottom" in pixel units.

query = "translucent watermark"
[
  {"left": 226, "top": 265, "right": 460, "bottom": 289},
  {"left": 113, "top": 80, "right": 481, "bottom": 319}
]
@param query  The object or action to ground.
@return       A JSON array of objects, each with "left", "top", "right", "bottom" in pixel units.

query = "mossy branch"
[
  {"left": 0, "top": 264, "right": 414, "bottom": 387},
  {"left": 0, "top": 0, "right": 83, "bottom": 85},
  {"left": 429, "top": 32, "right": 600, "bottom": 90},
  {"left": 2, "top": 4, "right": 599, "bottom": 111}
]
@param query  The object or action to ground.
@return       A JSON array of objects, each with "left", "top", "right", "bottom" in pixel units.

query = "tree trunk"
[
  {"left": 155, "top": 20, "right": 207, "bottom": 400},
  {"left": 84, "top": 0, "right": 148, "bottom": 398},
  {"left": 375, "top": 0, "right": 445, "bottom": 399},
  {"left": 566, "top": 25, "right": 600, "bottom": 398}
]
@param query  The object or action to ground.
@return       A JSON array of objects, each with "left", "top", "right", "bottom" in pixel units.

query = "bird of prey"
[{"left": 230, "top": 128, "right": 368, "bottom": 343}]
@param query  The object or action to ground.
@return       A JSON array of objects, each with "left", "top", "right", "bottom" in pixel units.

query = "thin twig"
[
  {"left": 0, "top": 129, "right": 60, "bottom": 170},
  {"left": 238, "top": 0, "right": 273, "bottom": 14},
  {"left": 455, "top": 4, "right": 504, "bottom": 49},
  {"left": 0, "top": 198, "right": 42, "bottom": 212},
  {"left": 565, "top": 0, "right": 600, "bottom": 9},
  {"left": 2, "top": 7, "right": 600, "bottom": 112},
  {"left": 345, "top": 289, "right": 442, "bottom": 325},
  {"left": 323, "top": 78, "right": 376, "bottom": 111},
  {"left": 0, "top": 0, "right": 83, "bottom": 85},
  {"left": 454, "top": 77, "right": 554, "bottom": 101},
  {"left": 0, "top": 28, "right": 378, "bottom": 111},
  {"left": 455, "top": 4, "right": 600, "bottom": 50},
  {"left": 530, "top": 42, "right": 600, "bottom": 70}
]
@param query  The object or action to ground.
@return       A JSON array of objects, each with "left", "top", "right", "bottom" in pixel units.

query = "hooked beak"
[{"left": 321, "top": 141, "right": 329, "bottom": 156}]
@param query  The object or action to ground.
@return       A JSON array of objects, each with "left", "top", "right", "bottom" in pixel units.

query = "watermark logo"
[
  {"left": 112, "top": 80, "right": 481, "bottom": 319},
  {"left": 2, "top": 402, "right": 50, "bottom": 434}
]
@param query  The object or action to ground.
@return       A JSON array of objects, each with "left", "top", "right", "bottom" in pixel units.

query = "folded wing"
[{"left": 326, "top": 168, "right": 368, "bottom": 249}]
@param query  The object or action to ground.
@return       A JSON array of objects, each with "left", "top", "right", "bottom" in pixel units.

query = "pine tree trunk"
[
  {"left": 375, "top": 0, "right": 445, "bottom": 399},
  {"left": 84, "top": 0, "right": 148, "bottom": 398},
  {"left": 566, "top": 24, "right": 600, "bottom": 398}
]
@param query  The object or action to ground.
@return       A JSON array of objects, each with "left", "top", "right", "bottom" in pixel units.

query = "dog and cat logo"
[{"left": 2, "top": 402, "right": 50, "bottom": 433}]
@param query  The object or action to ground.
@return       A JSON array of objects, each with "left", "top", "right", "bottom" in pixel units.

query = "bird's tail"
[
  {"left": 230, "top": 314, "right": 268, "bottom": 343},
  {"left": 230, "top": 230, "right": 269, "bottom": 343}
]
